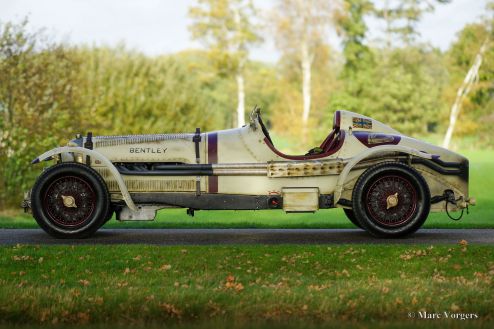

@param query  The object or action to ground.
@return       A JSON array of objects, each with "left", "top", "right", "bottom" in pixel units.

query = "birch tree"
[
  {"left": 271, "top": 0, "right": 334, "bottom": 139},
  {"left": 442, "top": 1, "right": 494, "bottom": 148},
  {"left": 189, "top": 0, "right": 261, "bottom": 127},
  {"left": 442, "top": 40, "right": 488, "bottom": 149}
]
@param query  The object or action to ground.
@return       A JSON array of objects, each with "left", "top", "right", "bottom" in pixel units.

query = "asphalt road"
[{"left": 0, "top": 228, "right": 493, "bottom": 245}]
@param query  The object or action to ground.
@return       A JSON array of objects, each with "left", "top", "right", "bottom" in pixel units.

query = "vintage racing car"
[{"left": 23, "top": 108, "right": 475, "bottom": 238}]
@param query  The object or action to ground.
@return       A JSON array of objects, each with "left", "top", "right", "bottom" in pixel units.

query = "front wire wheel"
[
  {"left": 31, "top": 163, "right": 110, "bottom": 238},
  {"left": 352, "top": 162, "right": 430, "bottom": 238}
]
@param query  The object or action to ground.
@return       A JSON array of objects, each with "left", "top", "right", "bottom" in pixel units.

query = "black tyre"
[
  {"left": 352, "top": 162, "right": 430, "bottom": 238},
  {"left": 31, "top": 163, "right": 110, "bottom": 238},
  {"left": 343, "top": 208, "right": 362, "bottom": 229},
  {"left": 100, "top": 206, "right": 115, "bottom": 228}
]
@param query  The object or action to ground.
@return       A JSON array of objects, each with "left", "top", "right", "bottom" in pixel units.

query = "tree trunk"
[
  {"left": 442, "top": 40, "right": 488, "bottom": 149},
  {"left": 236, "top": 69, "right": 246, "bottom": 127},
  {"left": 233, "top": 5, "right": 246, "bottom": 128},
  {"left": 383, "top": 0, "right": 391, "bottom": 48},
  {"left": 301, "top": 39, "right": 312, "bottom": 141}
]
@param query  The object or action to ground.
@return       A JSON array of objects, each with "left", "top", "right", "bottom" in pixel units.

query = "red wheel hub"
[
  {"left": 365, "top": 175, "right": 417, "bottom": 227},
  {"left": 43, "top": 176, "right": 96, "bottom": 228}
]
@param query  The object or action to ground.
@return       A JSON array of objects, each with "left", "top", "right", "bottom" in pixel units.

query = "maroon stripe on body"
[{"left": 208, "top": 133, "right": 218, "bottom": 193}]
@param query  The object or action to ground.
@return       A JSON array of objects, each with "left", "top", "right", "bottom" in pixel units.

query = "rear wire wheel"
[
  {"left": 352, "top": 162, "right": 430, "bottom": 237},
  {"left": 31, "top": 163, "right": 110, "bottom": 238}
]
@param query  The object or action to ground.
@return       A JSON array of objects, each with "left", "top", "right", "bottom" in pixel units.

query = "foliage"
[
  {"left": 374, "top": 0, "right": 451, "bottom": 47},
  {"left": 334, "top": 0, "right": 375, "bottom": 79},
  {"left": 329, "top": 45, "right": 448, "bottom": 135},
  {"left": 444, "top": 21, "right": 494, "bottom": 146},
  {"left": 0, "top": 20, "right": 83, "bottom": 208},
  {"left": 189, "top": 0, "right": 262, "bottom": 126},
  {"left": 76, "top": 47, "right": 224, "bottom": 135},
  {"left": 0, "top": 0, "right": 493, "bottom": 207},
  {"left": 188, "top": 0, "right": 260, "bottom": 74}
]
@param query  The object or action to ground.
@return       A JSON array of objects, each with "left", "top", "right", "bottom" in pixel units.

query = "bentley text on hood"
[{"left": 22, "top": 108, "right": 475, "bottom": 238}]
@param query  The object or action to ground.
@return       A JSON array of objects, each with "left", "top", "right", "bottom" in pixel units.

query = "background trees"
[
  {"left": 189, "top": 0, "right": 261, "bottom": 127},
  {"left": 442, "top": 2, "right": 493, "bottom": 147},
  {"left": 271, "top": 0, "right": 335, "bottom": 142},
  {"left": 0, "top": 20, "right": 83, "bottom": 208},
  {"left": 0, "top": 0, "right": 493, "bottom": 207}
]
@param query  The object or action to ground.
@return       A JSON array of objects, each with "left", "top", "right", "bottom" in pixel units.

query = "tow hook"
[
  {"left": 21, "top": 190, "right": 32, "bottom": 213},
  {"left": 443, "top": 190, "right": 468, "bottom": 221},
  {"left": 431, "top": 190, "right": 474, "bottom": 221}
]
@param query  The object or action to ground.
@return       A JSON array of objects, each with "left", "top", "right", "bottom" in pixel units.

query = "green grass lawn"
[
  {"left": 0, "top": 243, "right": 492, "bottom": 328},
  {"left": 1, "top": 150, "right": 493, "bottom": 229}
]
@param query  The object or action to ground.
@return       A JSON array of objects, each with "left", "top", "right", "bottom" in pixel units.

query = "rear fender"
[{"left": 334, "top": 145, "right": 433, "bottom": 203}]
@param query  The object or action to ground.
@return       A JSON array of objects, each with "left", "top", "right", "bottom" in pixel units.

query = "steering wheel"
[{"left": 257, "top": 112, "right": 273, "bottom": 145}]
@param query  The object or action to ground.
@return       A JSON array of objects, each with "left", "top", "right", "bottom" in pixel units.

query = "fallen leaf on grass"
[
  {"left": 79, "top": 279, "right": 90, "bottom": 287},
  {"left": 160, "top": 303, "right": 182, "bottom": 318},
  {"left": 159, "top": 264, "right": 172, "bottom": 271},
  {"left": 16, "top": 280, "right": 27, "bottom": 288},
  {"left": 39, "top": 308, "right": 50, "bottom": 322},
  {"left": 116, "top": 281, "right": 128, "bottom": 288},
  {"left": 451, "top": 303, "right": 460, "bottom": 312},
  {"left": 224, "top": 275, "right": 244, "bottom": 292},
  {"left": 77, "top": 312, "right": 90, "bottom": 324},
  {"left": 12, "top": 255, "right": 32, "bottom": 261}
]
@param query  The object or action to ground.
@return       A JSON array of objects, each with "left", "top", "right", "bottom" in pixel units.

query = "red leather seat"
[
  {"left": 319, "top": 110, "right": 341, "bottom": 152},
  {"left": 263, "top": 110, "right": 344, "bottom": 160}
]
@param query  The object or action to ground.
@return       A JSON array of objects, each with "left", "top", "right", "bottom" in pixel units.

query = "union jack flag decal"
[{"left": 352, "top": 117, "right": 372, "bottom": 129}]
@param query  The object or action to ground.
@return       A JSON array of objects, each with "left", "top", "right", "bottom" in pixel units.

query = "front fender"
[
  {"left": 334, "top": 145, "right": 433, "bottom": 203},
  {"left": 32, "top": 147, "right": 137, "bottom": 211}
]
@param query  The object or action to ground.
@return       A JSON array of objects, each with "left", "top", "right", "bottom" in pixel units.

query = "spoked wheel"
[
  {"left": 43, "top": 176, "right": 97, "bottom": 228},
  {"left": 352, "top": 162, "right": 430, "bottom": 237},
  {"left": 343, "top": 208, "right": 362, "bottom": 229},
  {"left": 31, "top": 163, "right": 110, "bottom": 238}
]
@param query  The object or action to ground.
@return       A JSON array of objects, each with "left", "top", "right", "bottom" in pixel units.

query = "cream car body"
[{"left": 26, "top": 109, "right": 474, "bottom": 238}]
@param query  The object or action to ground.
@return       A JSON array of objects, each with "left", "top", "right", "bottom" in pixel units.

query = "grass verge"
[{"left": 0, "top": 243, "right": 493, "bottom": 328}]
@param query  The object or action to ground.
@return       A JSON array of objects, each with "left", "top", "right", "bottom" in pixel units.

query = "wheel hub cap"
[
  {"left": 366, "top": 175, "right": 417, "bottom": 227},
  {"left": 386, "top": 193, "right": 399, "bottom": 209},
  {"left": 61, "top": 195, "right": 77, "bottom": 208}
]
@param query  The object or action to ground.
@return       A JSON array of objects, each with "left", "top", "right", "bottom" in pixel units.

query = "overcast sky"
[{"left": 0, "top": 0, "right": 488, "bottom": 62}]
